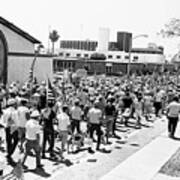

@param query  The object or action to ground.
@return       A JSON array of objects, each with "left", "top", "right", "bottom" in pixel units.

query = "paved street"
[{"left": 2, "top": 116, "right": 168, "bottom": 180}]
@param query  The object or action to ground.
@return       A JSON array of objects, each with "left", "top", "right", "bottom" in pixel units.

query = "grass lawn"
[{"left": 160, "top": 147, "right": 180, "bottom": 177}]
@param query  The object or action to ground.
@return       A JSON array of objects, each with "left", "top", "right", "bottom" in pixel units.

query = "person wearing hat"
[
  {"left": 22, "top": 110, "right": 43, "bottom": 169},
  {"left": 87, "top": 100, "right": 103, "bottom": 151},
  {"left": 2, "top": 98, "right": 18, "bottom": 164}
]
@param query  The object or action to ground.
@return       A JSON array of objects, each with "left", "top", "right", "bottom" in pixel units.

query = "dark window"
[
  {"left": 84, "top": 54, "right": 89, "bottom": 58},
  {"left": 66, "top": 53, "right": 70, "bottom": 57},
  {"left": 125, "top": 55, "right": 129, "bottom": 59},
  {"left": 108, "top": 55, "right": 113, "bottom": 59},
  {"left": 76, "top": 53, "right": 81, "bottom": 57},
  {"left": 116, "top": 55, "right": 121, "bottom": 59},
  {"left": 59, "top": 52, "right": 63, "bottom": 56}
]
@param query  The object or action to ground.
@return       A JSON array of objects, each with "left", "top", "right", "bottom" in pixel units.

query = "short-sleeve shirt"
[
  {"left": 2, "top": 107, "right": 19, "bottom": 128},
  {"left": 57, "top": 112, "right": 70, "bottom": 131},
  {"left": 87, "top": 107, "right": 102, "bottom": 124},
  {"left": 70, "top": 106, "right": 83, "bottom": 121},
  {"left": 25, "top": 119, "right": 41, "bottom": 140},
  {"left": 167, "top": 101, "right": 180, "bottom": 118},
  {"left": 17, "top": 106, "right": 29, "bottom": 128}
]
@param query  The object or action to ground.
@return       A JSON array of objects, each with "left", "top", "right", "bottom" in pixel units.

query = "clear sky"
[{"left": 0, "top": 0, "right": 180, "bottom": 58}]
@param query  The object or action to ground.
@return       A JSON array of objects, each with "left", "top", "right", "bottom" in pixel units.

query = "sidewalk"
[
  {"left": 2, "top": 117, "right": 168, "bottom": 180},
  {"left": 101, "top": 124, "right": 180, "bottom": 180},
  {"left": 47, "top": 118, "right": 167, "bottom": 180}
]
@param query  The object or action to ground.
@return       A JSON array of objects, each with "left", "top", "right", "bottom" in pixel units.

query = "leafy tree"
[
  {"left": 49, "top": 30, "right": 60, "bottom": 54},
  {"left": 159, "top": 18, "right": 180, "bottom": 37}
]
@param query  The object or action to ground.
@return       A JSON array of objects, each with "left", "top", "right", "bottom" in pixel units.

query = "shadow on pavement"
[
  {"left": 114, "top": 146, "right": 122, "bottom": 149},
  {"left": 87, "top": 159, "right": 97, "bottom": 163},
  {"left": 129, "top": 143, "right": 140, "bottom": 147},
  {"left": 172, "top": 137, "right": 180, "bottom": 141},
  {"left": 24, "top": 167, "right": 51, "bottom": 178},
  {"left": 116, "top": 140, "right": 127, "bottom": 144},
  {"left": 53, "top": 159, "right": 73, "bottom": 167},
  {"left": 98, "top": 148, "right": 111, "bottom": 153}
]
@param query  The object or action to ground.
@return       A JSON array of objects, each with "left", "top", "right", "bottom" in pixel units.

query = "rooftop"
[{"left": 0, "top": 16, "right": 41, "bottom": 44}]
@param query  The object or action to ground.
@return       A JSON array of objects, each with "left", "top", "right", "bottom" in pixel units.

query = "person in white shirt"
[
  {"left": 87, "top": 101, "right": 102, "bottom": 150},
  {"left": 166, "top": 96, "right": 180, "bottom": 138},
  {"left": 57, "top": 105, "right": 71, "bottom": 151},
  {"left": 22, "top": 110, "right": 43, "bottom": 169},
  {"left": 3, "top": 98, "right": 19, "bottom": 164},
  {"left": 154, "top": 88, "right": 163, "bottom": 117},
  {"left": 17, "top": 98, "right": 30, "bottom": 152},
  {"left": 70, "top": 100, "right": 83, "bottom": 134}
]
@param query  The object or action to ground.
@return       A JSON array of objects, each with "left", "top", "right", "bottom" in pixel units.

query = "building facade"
[{"left": 0, "top": 17, "right": 54, "bottom": 84}]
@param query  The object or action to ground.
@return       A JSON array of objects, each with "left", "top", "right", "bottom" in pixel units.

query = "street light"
[{"left": 127, "top": 34, "right": 149, "bottom": 77}]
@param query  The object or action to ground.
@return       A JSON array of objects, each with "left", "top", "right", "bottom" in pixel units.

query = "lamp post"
[{"left": 127, "top": 34, "right": 148, "bottom": 77}]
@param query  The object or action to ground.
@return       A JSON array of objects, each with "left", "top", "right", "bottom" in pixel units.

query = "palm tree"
[{"left": 49, "top": 30, "right": 60, "bottom": 54}]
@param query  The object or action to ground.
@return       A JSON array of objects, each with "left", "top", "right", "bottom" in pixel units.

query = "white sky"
[{"left": 0, "top": 0, "right": 180, "bottom": 58}]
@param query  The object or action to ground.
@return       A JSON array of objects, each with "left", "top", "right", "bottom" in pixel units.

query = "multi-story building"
[{"left": 56, "top": 31, "right": 167, "bottom": 75}]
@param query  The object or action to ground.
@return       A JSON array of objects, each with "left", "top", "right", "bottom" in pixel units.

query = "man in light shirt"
[
  {"left": 87, "top": 101, "right": 102, "bottom": 151},
  {"left": 17, "top": 98, "right": 30, "bottom": 152},
  {"left": 22, "top": 110, "right": 43, "bottom": 169},
  {"left": 3, "top": 98, "right": 19, "bottom": 164},
  {"left": 166, "top": 96, "right": 180, "bottom": 138},
  {"left": 70, "top": 99, "right": 83, "bottom": 134},
  {"left": 57, "top": 105, "right": 71, "bottom": 151}
]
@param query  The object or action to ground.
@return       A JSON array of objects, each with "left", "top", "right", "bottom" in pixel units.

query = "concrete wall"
[
  {"left": 8, "top": 55, "right": 53, "bottom": 85},
  {"left": 0, "top": 24, "right": 35, "bottom": 53}
]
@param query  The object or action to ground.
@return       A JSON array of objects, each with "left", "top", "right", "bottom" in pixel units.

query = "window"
[
  {"left": 76, "top": 53, "right": 81, "bottom": 57},
  {"left": 59, "top": 52, "right": 63, "bottom": 56},
  {"left": 108, "top": 55, "right": 113, "bottom": 59},
  {"left": 66, "top": 53, "right": 70, "bottom": 57},
  {"left": 84, "top": 54, "right": 89, "bottom": 58},
  {"left": 132, "top": 56, "right": 138, "bottom": 62},
  {"left": 133, "top": 56, "right": 138, "bottom": 60},
  {"left": 125, "top": 56, "right": 129, "bottom": 59},
  {"left": 116, "top": 55, "right": 121, "bottom": 59}
]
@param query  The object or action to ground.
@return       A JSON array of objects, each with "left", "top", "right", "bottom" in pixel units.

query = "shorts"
[{"left": 18, "top": 127, "right": 26, "bottom": 139}]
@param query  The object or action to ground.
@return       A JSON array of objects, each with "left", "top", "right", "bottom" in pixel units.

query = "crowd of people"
[{"left": 0, "top": 71, "right": 180, "bottom": 172}]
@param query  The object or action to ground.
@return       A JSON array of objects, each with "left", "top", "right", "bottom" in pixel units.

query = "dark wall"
[{"left": 117, "top": 32, "right": 132, "bottom": 52}]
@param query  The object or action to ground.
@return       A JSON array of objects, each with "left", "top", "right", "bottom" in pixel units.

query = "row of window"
[{"left": 59, "top": 52, "right": 139, "bottom": 60}]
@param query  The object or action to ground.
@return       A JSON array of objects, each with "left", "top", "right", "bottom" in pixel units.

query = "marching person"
[
  {"left": 57, "top": 105, "right": 71, "bottom": 152},
  {"left": 87, "top": 101, "right": 102, "bottom": 151},
  {"left": 122, "top": 91, "right": 133, "bottom": 126},
  {"left": 41, "top": 100, "right": 56, "bottom": 159},
  {"left": 166, "top": 96, "right": 180, "bottom": 138},
  {"left": 104, "top": 98, "right": 116, "bottom": 144},
  {"left": 22, "top": 110, "right": 43, "bottom": 169},
  {"left": 70, "top": 99, "right": 83, "bottom": 134},
  {"left": 17, "top": 98, "right": 30, "bottom": 153},
  {"left": 2, "top": 98, "right": 19, "bottom": 164}
]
